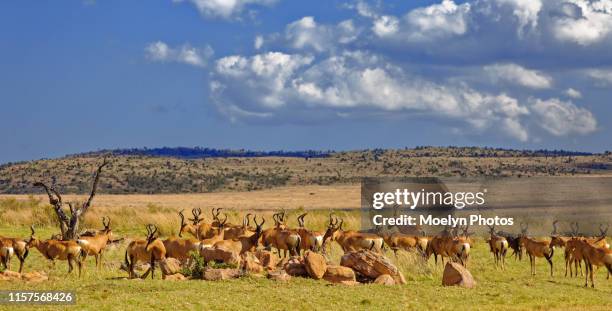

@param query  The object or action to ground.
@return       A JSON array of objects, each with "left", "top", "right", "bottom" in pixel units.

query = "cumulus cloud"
[
  {"left": 586, "top": 68, "right": 612, "bottom": 86},
  {"left": 550, "top": 0, "right": 612, "bottom": 45},
  {"left": 531, "top": 98, "right": 597, "bottom": 136},
  {"left": 145, "top": 41, "right": 213, "bottom": 67},
  {"left": 404, "top": 0, "right": 471, "bottom": 40},
  {"left": 172, "top": 0, "right": 277, "bottom": 19},
  {"left": 285, "top": 17, "right": 360, "bottom": 52},
  {"left": 493, "top": 0, "right": 542, "bottom": 36},
  {"left": 565, "top": 88, "right": 582, "bottom": 98},
  {"left": 484, "top": 63, "right": 553, "bottom": 89},
  {"left": 211, "top": 51, "right": 533, "bottom": 141}
]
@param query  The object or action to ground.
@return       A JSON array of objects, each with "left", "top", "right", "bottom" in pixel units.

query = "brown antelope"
[
  {"left": 178, "top": 208, "right": 216, "bottom": 240},
  {"left": 322, "top": 216, "right": 384, "bottom": 254},
  {"left": 76, "top": 217, "right": 113, "bottom": 268},
  {"left": 223, "top": 213, "right": 255, "bottom": 240},
  {"left": 426, "top": 226, "right": 471, "bottom": 267},
  {"left": 124, "top": 225, "right": 167, "bottom": 279},
  {"left": 577, "top": 238, "right": 612, "bottom": 288},
  {"left": 566, "top": 222, "right": 609, "bottom": 278},
  {"left": 487, "top": 225, "right": 509, "bottom": 270},
  {"left": 261, "top": 212, "right": 299, "bottom": 257},
  {"left": 518, "top": 223, "right": 554, "bottom": 277},
  {"left": 198, "top": 213, "right": 229, "bottom": 250},
  {"left": 295, "top": 213, "right": 324, "bottom": 253},
  {"left": 27, "top": 226, "right": 85, "bottom": 277},
  {"left": 209, "top": 216, "right": 265, "bottom": 255},
  {"left": 379, "top": 230, "right": 420, "bottom": 256},
  {"left": 0, "top": 235, "right": 29, "bottom": 273}
]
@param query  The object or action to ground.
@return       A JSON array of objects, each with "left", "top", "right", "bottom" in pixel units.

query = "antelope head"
[
  {"left": 211, "top": 208, "right": 222, "bottom": 226},
  {"left": 519, "top": 222, "right": 528, "bottom": 236},
  {"left": 189, "top": 208, "right": 203, "bottom": 225},
  {"left": 144, "top": 224, "right": 159, "bottom": 250},
  {"left": 178, "top": 209, "right": 193, "bottom": 238},
  {"left": 26, "top": 225, "right": 40, "bottom": 248}
]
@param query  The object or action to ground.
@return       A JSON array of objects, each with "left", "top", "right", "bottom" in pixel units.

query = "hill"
[{"left": 0, "top": 146, "right": 610, "bottom": 194}]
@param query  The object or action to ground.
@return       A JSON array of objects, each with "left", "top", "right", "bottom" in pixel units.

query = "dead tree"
[{"left": 33, "top": 158, "right": 109, "bottom": 240}]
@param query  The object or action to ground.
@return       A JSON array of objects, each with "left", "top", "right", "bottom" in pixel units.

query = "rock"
[
  {"left": 164, "top": 273, "right": 187, "bottom": 281},
  {"left": 159, "top": 258, "right": 182, "bottom": 276},
  {"left": 303, "top": 251, "right": 327, "bottom": 280},
  {"left": 0, "top": 271, "right": 48, "bottom": 283},
  {"left": 203, "top": 268, "right": 242, "bottom": 281},
  {"left": 267, "top": 270, "right": 291, "bottom": 282},
  {"left": 0, "top": 270, "right": 21, "bottom": 281},
  {"left": 241, "top": 252, "right": 264, "bottom": 274},
  {"left": 340, "top": 250, "right": 406, "bottom": 285},
  {"left": 283, "top": 257, "right": 308, "bottom": 277},
  {"left": 201, "top": 246, "right": 241, "bottom": 266},
  {"left": 442, "top": 262, "right": 475, "bottom": 288},
  {"left": 255, "top": 250, "right": 278, "bottom": 270},
  {"left": 323, "top": 265, "right": 356, "bottom": 284},
  {"left": 373, "top": 274, "right": 395, "bottom": 286}
]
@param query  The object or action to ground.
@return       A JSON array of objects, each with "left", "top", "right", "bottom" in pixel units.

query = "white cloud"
[
  {"left": 494, "top": 0, "right": 542, "bottom": 36},
  {"left": 565, "top": 88, "right": 582, "bottom": 98},
  {"left": 404, "top": 0, "right": 471, "bottom": 40},
  {"left": 550, "top": 0, "right": 612, "bottom": 45},
  {"left": 254, "top": 35, "right": 264, "bottom": 50},
  {"left": 145, "top": 41, "right": 213, "bottom": 67},
  {"left": 484, "top": 63, "right": 552, "bottom": 89},
  {"left": 212, "top": 51, "right": 532, "bottom": 141},
  {"left": 372, "top": 16, "right": 399, "bottom": 37},
  {"left": 285, "top": 17, "right": 360, "bottom": 52},
  {"left": 586, "top": 68, "right": 612, "bottom": 86},
  {"left": 531, "top": 98, "right": 597, "bottom": 136},
  {"left": 172, "top": 0, "right": 277, "bottom": 19}
]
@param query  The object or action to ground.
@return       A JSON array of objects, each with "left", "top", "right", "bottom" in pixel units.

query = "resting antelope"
[
  {"left": 487, "top": 225, "right": 509, "bottom": 270},
  {"left": 210, "top": 216, "right": 265, "bottom": 255},
  {"left": 27, "top": 226, "right": 85, "bottom": 277},
  {"left": 125, "top": 225, "right": 167, "bottom": 279},
  {"left": 198, "top": 213, "right": 229, "bottom": 250},
  {"left": 0, "top": 234, "right": 29, "bottom": 273},
  {"left": 178, "top": 208, "right": 216, "bottom": 240},
  {"left": 519, "top": 223, "right": 554, "bottom": 277},
  {"left": 76, "top": 217, "right": 113, "bottom": 268},
  {"left": 322, "top": 216, "right": 384, "bottom": 254}
]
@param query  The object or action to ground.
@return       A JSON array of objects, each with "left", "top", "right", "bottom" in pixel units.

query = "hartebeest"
[
  {"left": 124, "top": 225, "right": 167, "bottom": 279},
  {"left": 518, "top": 223, "right": 554, "bottom": 276},
  {"left": 27, "top": 226, "right": 85, "bottom": 277},
  {"left": 295, "top": 213, "right": 324, "bottom": 253},
  {"left": 210, "top": 216, "right": 265, "bottom": 255},
  {"left": 487, "top": 225, "right": 509, "bottom": 270},
  {"left": 322, "top": 216, "right": 384, "bottom": 254},
  {"left": 577, "top": 238, "right": 612, "bottom": 288},
  {"left": 77, "top": 217, "right": 113, "bottom": 268},
  {"left": 178, "top": 208, "right": 216, "bottom": 240},
  {"left": 0, "top": 234, "right": 29, "bottom": 273}
]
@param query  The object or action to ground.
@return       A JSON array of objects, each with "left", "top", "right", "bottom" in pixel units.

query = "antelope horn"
[
  {"left": 220, "top": 213, "right": 228, "bottom": 226},
  {"left": 600, "top": 223, "right": 609, "bottom": 236},
  {"left": 30, "top": 225, "right": 35, "bottom": 236},
  {"left": 552, "top": 220, "right": 558, "bottom": 235}
]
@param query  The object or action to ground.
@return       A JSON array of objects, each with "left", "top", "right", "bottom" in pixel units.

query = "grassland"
[{"left": 0, "top": 193, "right": 611, "bottom": 310}]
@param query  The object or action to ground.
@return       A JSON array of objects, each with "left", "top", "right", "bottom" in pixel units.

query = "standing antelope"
[
  {"left": 295, "top": 213, "right": 324, "bottom": 253},
  {"left": 577, "top": 238, "right": 612, "bottom": 288},
  {"left": 518, "top": 223, "right": 554, "bottom": 277},
  {"left": 77, "top": 217, "right": 113, "bottom": 268},
  {"left": 125, "top": 225, "right": 167, "bottom": 279},
  {"left": 487, "top": 225, "right": 509, "bottom": 270},
  {"left": 0, "top": 234, "right": 29, "bottom": 273},
  {"left": 262, "top": 212, "right": 301, "bottom": 257},
  {"left": 27, "top": 226, "right": 85, "bottom": 277}
]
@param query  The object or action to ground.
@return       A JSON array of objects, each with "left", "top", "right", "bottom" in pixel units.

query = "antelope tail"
[{"left": 124, "top": 249, "right": 130, "bottom": 268}]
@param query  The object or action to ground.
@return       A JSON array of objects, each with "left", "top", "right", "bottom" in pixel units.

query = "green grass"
[{"left": 0, "top": 226, "right": 611, "bottom": 311}]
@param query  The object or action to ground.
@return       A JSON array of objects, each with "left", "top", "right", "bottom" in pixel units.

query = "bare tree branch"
[{"left": 79, "top": 157, "right": 109, "bottom": 216}]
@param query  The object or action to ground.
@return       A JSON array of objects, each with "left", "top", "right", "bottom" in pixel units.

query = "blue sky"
[{"left": 1, "top": 0, "right": 611, "bottom": 163}]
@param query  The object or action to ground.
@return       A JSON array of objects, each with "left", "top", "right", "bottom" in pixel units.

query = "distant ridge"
[
  {"left": 71, "top": 147, "right": 332, "bottom": 159},
  {"left": 70, "top": 146, "right": 595, "bottom": 160}
]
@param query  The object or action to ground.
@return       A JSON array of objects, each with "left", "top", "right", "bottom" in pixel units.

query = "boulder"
[
  {"left": 323, "top": 265, "right": 356, "bottom": 284},
  {"left": 255, "top": 250, "right": 278, "bottom": 270},
  {"left": 164, "top": 273, "right": 187, "bottom": 281},
  {"left": 0, "top": 271, "right": 48, "bottom": 283},
  {"left": 340, "top": 250, "right": 406, "bottom": 285},
  {"left": 267, "top": 270, "right": 291, "bottom": 282},
  {"left": 303, "top": 251, "right": 327, "bottom": 280},
  {"left": 283, "top": 257, "right": 308, "bottom": 277},
  {"left": 159, "top": 258, "right": 182, "bottom": 276},
  {"left": 442, "top": 262, "right": 475, "bottom": 288},
  {"left": 241, "top": 252, "right": 264, "bottom": 274},
  {"left": 373, "top": 274, "right": 395, "bottom": 286},
  {"left": 203, "top": 268, "right": 242, "bottom": 281},
  {"left": 0, "top": 270, "right": 21, "bottom": 281},
  {"left": 201, "top": 246, "right": 240, "bottom": 266}
]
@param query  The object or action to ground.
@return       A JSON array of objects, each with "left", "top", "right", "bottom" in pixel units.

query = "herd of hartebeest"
[{"left": 1, "top": 208, "right": 610, "bottom": 287}]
